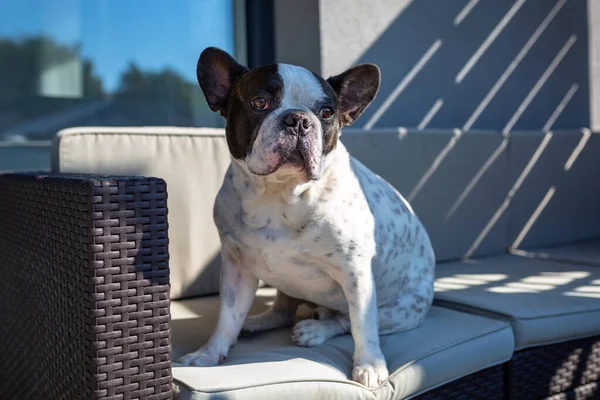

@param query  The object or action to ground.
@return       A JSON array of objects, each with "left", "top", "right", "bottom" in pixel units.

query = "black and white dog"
[{"left": 178, "top": 47, "right": 436, "bottom": 388}]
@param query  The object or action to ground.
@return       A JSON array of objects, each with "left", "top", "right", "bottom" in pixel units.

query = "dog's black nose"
[{"left": 284, "top": 110, "right": 312, "bottom": 134}]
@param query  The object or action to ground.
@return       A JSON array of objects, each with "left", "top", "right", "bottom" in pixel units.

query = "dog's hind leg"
[
  {"left": 292, "top": 314, "right": 350, "bottom": 347},
  {"left": 241, "top": 290, "right": 302, "bottom": 336},
  {"left": 377, "top": 293, "right": 432, "bottom": 335}
]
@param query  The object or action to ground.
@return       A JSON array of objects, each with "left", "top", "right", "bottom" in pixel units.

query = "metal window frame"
[{"left": 244, "top": 0, "right": 276, "bottom": 68}]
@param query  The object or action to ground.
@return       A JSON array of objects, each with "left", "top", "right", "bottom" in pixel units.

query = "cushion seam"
[
  {"left": 58, "top": 129, "right": 225, "bottom": 139},
  {"left": 173, "top": 323, "right": 512, "bottom": 394},
  {"left": 519, "top": 252, "right": 600, "bottom": 268},
  {"left": 515, "top": 331, "right": 600, "bottom": 351},
  {"left": 435, "top": 298, "right": 600, "bottom": 320},
  {"left": 172, "top": 377, "right": 371, "bottom": 396}
]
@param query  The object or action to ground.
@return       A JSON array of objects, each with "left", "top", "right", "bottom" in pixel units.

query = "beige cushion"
[
  {"left": 51, "top": 127, "right": 231, "bottom": 299},
  {"left": 512, "top": 239, "right": 600, "bottom": 267},
  {"left": 171, "top": 288, "right": 513, "bottom": 400},
  {"left": 435, "top": 255, "right": 600, "bottom": 350}
]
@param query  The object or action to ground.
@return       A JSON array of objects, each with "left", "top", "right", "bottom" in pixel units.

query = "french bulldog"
[{"left": 178, "top": 47, "right": 436, "bottom": 388}]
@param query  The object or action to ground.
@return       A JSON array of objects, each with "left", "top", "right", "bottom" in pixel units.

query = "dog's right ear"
[{"left": 197, "top": 47, "right": 248, "bottom": 117}]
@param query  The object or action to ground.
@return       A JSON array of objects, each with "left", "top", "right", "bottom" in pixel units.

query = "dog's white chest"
[
  {"left": 239, "top": 229, "right": 339, "bottom": 300},
  {"left": 222, "top": 199, "right": 346, "bottom": 308}
]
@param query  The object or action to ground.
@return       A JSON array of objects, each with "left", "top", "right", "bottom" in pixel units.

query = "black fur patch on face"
[
  {"left": 226, "top": 65, "right": 283, "bottom": 159},
  {"left": 310, "top": 71, "right": 343, "bottom": 155}
]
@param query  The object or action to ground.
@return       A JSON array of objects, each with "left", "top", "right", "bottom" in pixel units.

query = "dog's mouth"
[
  {"left": 277, "top": 136, "right": 322, "bottom": 181},
  {"left": 296, "top": 136, "right": 323, "bottom": 181},
  {"left": 246, "top": 127, "right": 323, "bottom": 181}
]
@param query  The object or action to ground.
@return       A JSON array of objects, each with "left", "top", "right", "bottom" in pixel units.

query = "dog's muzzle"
[{"left": 281, "top": 110, "right": 323, "bottom": 181}]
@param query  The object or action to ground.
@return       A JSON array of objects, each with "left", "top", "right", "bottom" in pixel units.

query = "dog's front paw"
[
  {"left": 352, "top": 354, "right": 389, "bottom": 388},
  {"left": 178, "top": 346, "right": 225, "bottom": 367}
]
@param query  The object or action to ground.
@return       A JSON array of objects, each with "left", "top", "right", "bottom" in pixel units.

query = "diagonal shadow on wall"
[{"left": 351, "top": 0, "right": 589, "bottom": 132}]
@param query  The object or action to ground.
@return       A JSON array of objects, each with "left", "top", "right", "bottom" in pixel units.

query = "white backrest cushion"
[{"left": 52, "top": 127, "right": 230, "bottom": 299}]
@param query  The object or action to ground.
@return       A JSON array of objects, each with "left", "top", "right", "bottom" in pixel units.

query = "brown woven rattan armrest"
[{"left": 0, "top": 172, "right": 172, "bottom": 400}]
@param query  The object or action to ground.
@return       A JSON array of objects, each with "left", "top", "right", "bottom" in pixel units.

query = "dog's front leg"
[
  {"left": 342, "top": 266, "right": 389, "bottom": 388},
  {"left": 178, "top": 251, "right": 258, "bottom": 366}
]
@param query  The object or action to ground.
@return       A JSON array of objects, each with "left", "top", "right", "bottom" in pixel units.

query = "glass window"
[{"left": 0, "top": 0, "right": 241, "bottom": 148}]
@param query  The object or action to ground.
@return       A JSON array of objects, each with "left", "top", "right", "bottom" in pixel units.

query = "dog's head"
[{"left": 197, "top": 47, "right": 380, "bottom": 182}]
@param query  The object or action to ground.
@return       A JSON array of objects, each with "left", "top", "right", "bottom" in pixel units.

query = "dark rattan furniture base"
[
  {"left": 0, "top": 173, "right": 171, "bottom": 400},
  {"left": 508, "top": 336, "right": 600, "bottom": 400},
  {"left": 545, "top": 382, "right": 599, "bottom": 400}
]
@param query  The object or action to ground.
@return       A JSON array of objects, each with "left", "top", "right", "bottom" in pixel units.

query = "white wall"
[{"left": 274, "top": 0, "right": 591, "bottom": 132}]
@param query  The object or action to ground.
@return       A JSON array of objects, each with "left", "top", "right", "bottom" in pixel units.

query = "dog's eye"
[
  {"left": 250, "top": 97, "right": 268, "bottom": 110},
  {"left": 321, "top": 106, "right": 334, "bottom": 119}
]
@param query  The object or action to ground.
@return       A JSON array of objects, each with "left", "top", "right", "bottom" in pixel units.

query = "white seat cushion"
[
  {"left": 513, "top": 239, "right": 600, "bottom": 266},
  {"left": 171, "top": 288, "right": 513, "bottom": 400},
  {"left": 434, "top": 255, "right": 600, "bottom": 350}
]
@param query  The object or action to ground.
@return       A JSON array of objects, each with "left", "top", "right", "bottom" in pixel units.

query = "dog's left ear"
[
  {"left": 327, "top": 64, "right": 381, "bottom": 126},
  {"left": 197, "top": 47, "right": 249, "bottom": 117}
]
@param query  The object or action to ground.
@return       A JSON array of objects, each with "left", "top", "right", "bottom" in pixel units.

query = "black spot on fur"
[
  {"left": 411, "top": 304, "right": 424, "bottom": 313},
  {"left": 223, "top": 287, "right": 236, "bottom": 307},
  {"left": 385, "top": 189, "right": 397, "bottom": 203}
]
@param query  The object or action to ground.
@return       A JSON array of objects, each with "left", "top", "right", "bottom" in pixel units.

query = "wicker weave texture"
[
  {"left": 414, "top": 365, "right": 504, "bottom": 400},
  {"left": 545, "top": 382, "right": 600, "bottom": 400},
  {"left": 509, "top": 336, "right": 600, "bottom": 400},
  {"left": 0, "top": 173, "right": 171, "bottom": 400}
]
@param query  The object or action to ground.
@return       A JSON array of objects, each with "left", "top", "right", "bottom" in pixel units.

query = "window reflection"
[{"left": 0, "top": 0, "right": 237, "bottom": 142}]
